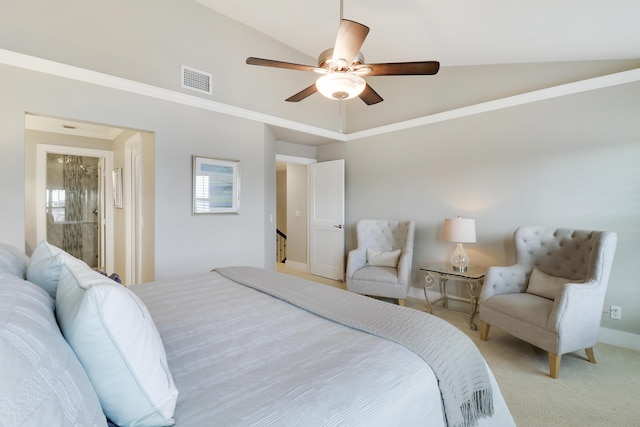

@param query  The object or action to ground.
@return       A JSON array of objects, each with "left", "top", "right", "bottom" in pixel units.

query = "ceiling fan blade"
[
  {"left": 285, "top": 84, "right": 318, "bottom": 102},
  {"left": 246, "top": 57, "right": 317, "bottom": 72},
  {"left": 332, "top": 19, "right": 370, "bottom": 66},
  {"left": 359, "top": 84, "right": 383, "bottom": 105},
  {"left": 355, "top": 61, "right": 440, "bottom": 76}
]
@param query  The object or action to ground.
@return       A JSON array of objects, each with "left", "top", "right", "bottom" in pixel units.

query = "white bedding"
[{"left": 132, "top": 270, "right": 514, "bottom": 426}]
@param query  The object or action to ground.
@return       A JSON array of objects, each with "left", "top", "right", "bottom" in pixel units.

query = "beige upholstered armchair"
[
  {"left": 479, "top": 226, "right": 617, "bottom": 378},
  {"left": 346, "top": 220, "right": 415, "bottom": 306}
]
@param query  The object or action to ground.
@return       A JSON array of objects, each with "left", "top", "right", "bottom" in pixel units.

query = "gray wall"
[
  {"left": 0, "top": 64, "right": 273, "bottom": 279},
  {"left": 1, "top": 0, "right": 638, "bottom": 341},
  {"left": 276, "top": 170, "right": 287, "bottom": 235},
  {"left": 0, "top": 0, "right": 326, "bottom": 278},
  {"left": 318, "top": 81, "right": 640, "bottom": 336},
  {"left": 0, "top": 0, "right": 336, "bottom": 131},
  {"left": 286, "top": 163, "right": 308, "bottom": 265}
]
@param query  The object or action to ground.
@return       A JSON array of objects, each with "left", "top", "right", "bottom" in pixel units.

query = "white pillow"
[
  {"left": 526, "top": 268, "right": 575, "bottom": 300},
  {"left": 366, "top": 248, "right": 402, "bottom": 268},
  {"left": 27, "top": 240, "right": 86, "bottom": 299},
  {"left": 0, "top": 243, "right": 30, "bottom": 278},
  {"left": 56, "top": 262, "right": 178, "bottom": 427}
]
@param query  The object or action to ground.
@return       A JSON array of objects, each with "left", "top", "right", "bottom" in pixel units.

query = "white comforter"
[{"left": 131, "top": 270, "right": 514, "bottom": 426}]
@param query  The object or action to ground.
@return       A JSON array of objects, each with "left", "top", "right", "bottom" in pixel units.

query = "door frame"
[
  {"left": 36, "top": 144, "right": 114, "bottom": 273},
  {"left": 274, "top": 155, "right": 345, "bottom": 280},
  {"left": 275, "top": 154, "right": 316, "bottom": 272},
  {"left": 124, "top": 133, "right": 143, "bottom": 285}
]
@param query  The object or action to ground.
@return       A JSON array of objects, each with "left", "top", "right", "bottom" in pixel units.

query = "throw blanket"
[{"left": 215, "top": 267, "right": 493, "bottom": 427}]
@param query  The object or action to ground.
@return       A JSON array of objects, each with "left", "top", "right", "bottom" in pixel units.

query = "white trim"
[
  {"left": 275, "top": 154, "right": 317, "bottom": 165},
  {"left": 347, "top": 67, "right": 640, "bottom": 141},
  {"left": 3, "top": 48, "right": 640, "bottom": 143},
  {"left": 0, "top": 48, "right": 342, "bottom": 141},
  {"left": 124, "top": 133, "right": 144, "bottom": 286},
  {"left": 598, "top": 327, "right": 640, "bottom": 352},
  {"left": 408, "top": 286, "right": 442, "bottom": 303}
]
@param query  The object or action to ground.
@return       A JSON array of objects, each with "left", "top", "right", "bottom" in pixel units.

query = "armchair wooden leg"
[
  {"left": 480, "top": 322, "right": 490, "bottom": 341},
  {"left": 398, "top": 299, "right": 405, "bottom": 307},
  {"left": 585, "top": 347, "right": 597, "bottom": 364},
  {"left": 549, "top": 353, "right": 561, "bottom": 379}
]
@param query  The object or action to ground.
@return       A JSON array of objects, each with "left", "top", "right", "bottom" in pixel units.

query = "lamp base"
[{"left": 449, "top": 242, "right": 470, "bottom": 273}]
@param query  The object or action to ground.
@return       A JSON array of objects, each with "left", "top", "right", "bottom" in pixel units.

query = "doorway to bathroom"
[
  {"left": 26, "top": 113, "right": 155, "bottom": 285},
  {"left": 44, "top": 152, "right": 105, "bottom": 269},
  {"left": 36, "top": 144, "right": 114, "bottom": 273}
]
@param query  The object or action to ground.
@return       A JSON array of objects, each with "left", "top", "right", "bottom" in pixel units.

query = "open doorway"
[
  {"left": 275, "top": 156, "right": 312, "bottom": 272},
  {"left": 275, "top": 155, "right": 345, "bottom": 282},
  {"left": 38, "top": 146, "right": 113, "bottom": 271},
  {"left": 44, "top": 153, "right": 103, "bottom": 268},
  {"left": 25, "top": 113, "right": 155, "bottom": 285}
]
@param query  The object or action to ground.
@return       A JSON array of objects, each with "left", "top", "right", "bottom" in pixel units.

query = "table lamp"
[{"left": 443, "top": 216, "right": 476, "bottom": 272}]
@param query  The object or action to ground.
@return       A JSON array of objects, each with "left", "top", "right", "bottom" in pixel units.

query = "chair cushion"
[
  {"left": 526, "top": 268, "right": 575, "bottom": 300},
  {"left": 483, "top": 293, "right": 554, "bottom": 329},
  {"left": 366, "top": 248, "right": 401, "bottom": 267},
  {"left": 56, "top": 262, "right": 178, "bottom": 427},
  {"left": 353, "top": 265, "right": 399, "bottom": 284}
]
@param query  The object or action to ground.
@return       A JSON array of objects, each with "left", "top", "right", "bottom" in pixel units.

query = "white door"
[{"left": 309, "top": 159, "right": 345, "bottom": 281}]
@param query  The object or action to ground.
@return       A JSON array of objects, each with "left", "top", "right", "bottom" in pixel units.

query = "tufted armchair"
[
  {"left": 479, "top": 226, "right": 617, "bottom": 378},
  {"left": 346, "top": 220, "right": 415, "bottom": 306}
]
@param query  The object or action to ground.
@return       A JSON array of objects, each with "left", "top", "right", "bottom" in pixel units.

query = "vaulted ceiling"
[
  {"left": 15, "top": 1, "right": 640, "bottom": 146},
  {"left": 194, "top": 0, "right": 640, "bottom": 66},
  {"left": 191, "top": 0, "right": 640, "bottom": 145}
]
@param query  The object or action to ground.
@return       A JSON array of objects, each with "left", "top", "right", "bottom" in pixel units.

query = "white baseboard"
[
  {"left": 284, "top": 260, "right": 307, "bottom": 272},
  {"left": 408, "top": 286, "right": 440, "bottom": 302},
  {"left": 598, "top": 327, "right": 640, "bottom": 352},
  {"left": 407, "top": 287, "right": 640, "bottom": 352}
]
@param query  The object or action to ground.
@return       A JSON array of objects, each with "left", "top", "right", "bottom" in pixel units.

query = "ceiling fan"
[{"left": 246, "top": 18, "right": 440, "bottom": 105}]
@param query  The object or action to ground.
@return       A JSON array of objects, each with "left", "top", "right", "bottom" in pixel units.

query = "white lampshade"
[
  {"left": 443, "top": 217, "right": 476, "bottom": 272},
  {"left": 443, "top": 217, "right": 476, "bottom": 243},
  {"left": 316, "top": 73, "right": 366, "bottom": 100}
]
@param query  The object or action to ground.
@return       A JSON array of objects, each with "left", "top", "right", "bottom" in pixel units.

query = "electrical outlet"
[{"left": 610, "top": 305, "right": 622, "bottom": 320}]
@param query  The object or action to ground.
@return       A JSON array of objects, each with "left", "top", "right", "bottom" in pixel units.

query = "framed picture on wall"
[{"left": 192, "top": 155, "right": 240, "bottom": 214}]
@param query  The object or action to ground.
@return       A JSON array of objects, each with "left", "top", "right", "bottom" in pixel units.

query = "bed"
[{"left": 1, "top": 241, "right": 515, "bottom": 427}]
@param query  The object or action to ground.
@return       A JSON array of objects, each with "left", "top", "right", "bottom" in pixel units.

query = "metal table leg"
[
  {"left": 423, "top": 273, "right": 436, "bottom": 314},
  {"left": 466, "top": 279, "right": 483, "bottom": 331}
]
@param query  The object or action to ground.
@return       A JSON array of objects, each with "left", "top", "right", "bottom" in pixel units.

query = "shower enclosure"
[{"left": 45, "top": 153, "right": 102, "bottom": 269}]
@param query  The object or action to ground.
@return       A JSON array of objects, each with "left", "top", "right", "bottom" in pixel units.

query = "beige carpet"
[
  {"left": 420, "top": 303, "right": 640, "bottom": 427},
  {"left": 277, "top": 266, "right": 640, "bottom": 427}
]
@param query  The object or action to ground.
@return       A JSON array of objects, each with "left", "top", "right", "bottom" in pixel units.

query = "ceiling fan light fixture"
[{"left": 316, "top": 73, "right": 366, "bottom": 100}]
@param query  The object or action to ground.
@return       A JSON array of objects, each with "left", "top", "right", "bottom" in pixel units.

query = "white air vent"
[{"left": 181, "top": 65, "right": 212, "bottom": 95}]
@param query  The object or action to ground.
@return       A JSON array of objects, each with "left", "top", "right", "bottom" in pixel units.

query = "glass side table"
[{"left": 420, "top": 264, "right": 486, "bottom": 330}]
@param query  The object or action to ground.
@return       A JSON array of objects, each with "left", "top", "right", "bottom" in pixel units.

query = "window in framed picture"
[{"left": 193, "top": 156, "right": 240, "bottom": 214}]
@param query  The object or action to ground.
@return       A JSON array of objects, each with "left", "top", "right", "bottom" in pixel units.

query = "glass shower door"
[{"left": 45, "top": 153, "right": 102, "bottom": 269}]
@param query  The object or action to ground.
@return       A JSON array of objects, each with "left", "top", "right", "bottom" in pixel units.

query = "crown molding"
[
  {"left": 2, "top": 48, "right": 639, "bottom": 144},
  {"left": 347, "top": 67, "right": 640, "bottom": 141},
  {"left": 0, "top": 48, "right": 345, "bottom": 142}
]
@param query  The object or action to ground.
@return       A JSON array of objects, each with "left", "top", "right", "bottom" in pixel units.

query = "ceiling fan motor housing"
[{"left": 318, "top": 48, "right": 365, "bottom": 71}]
